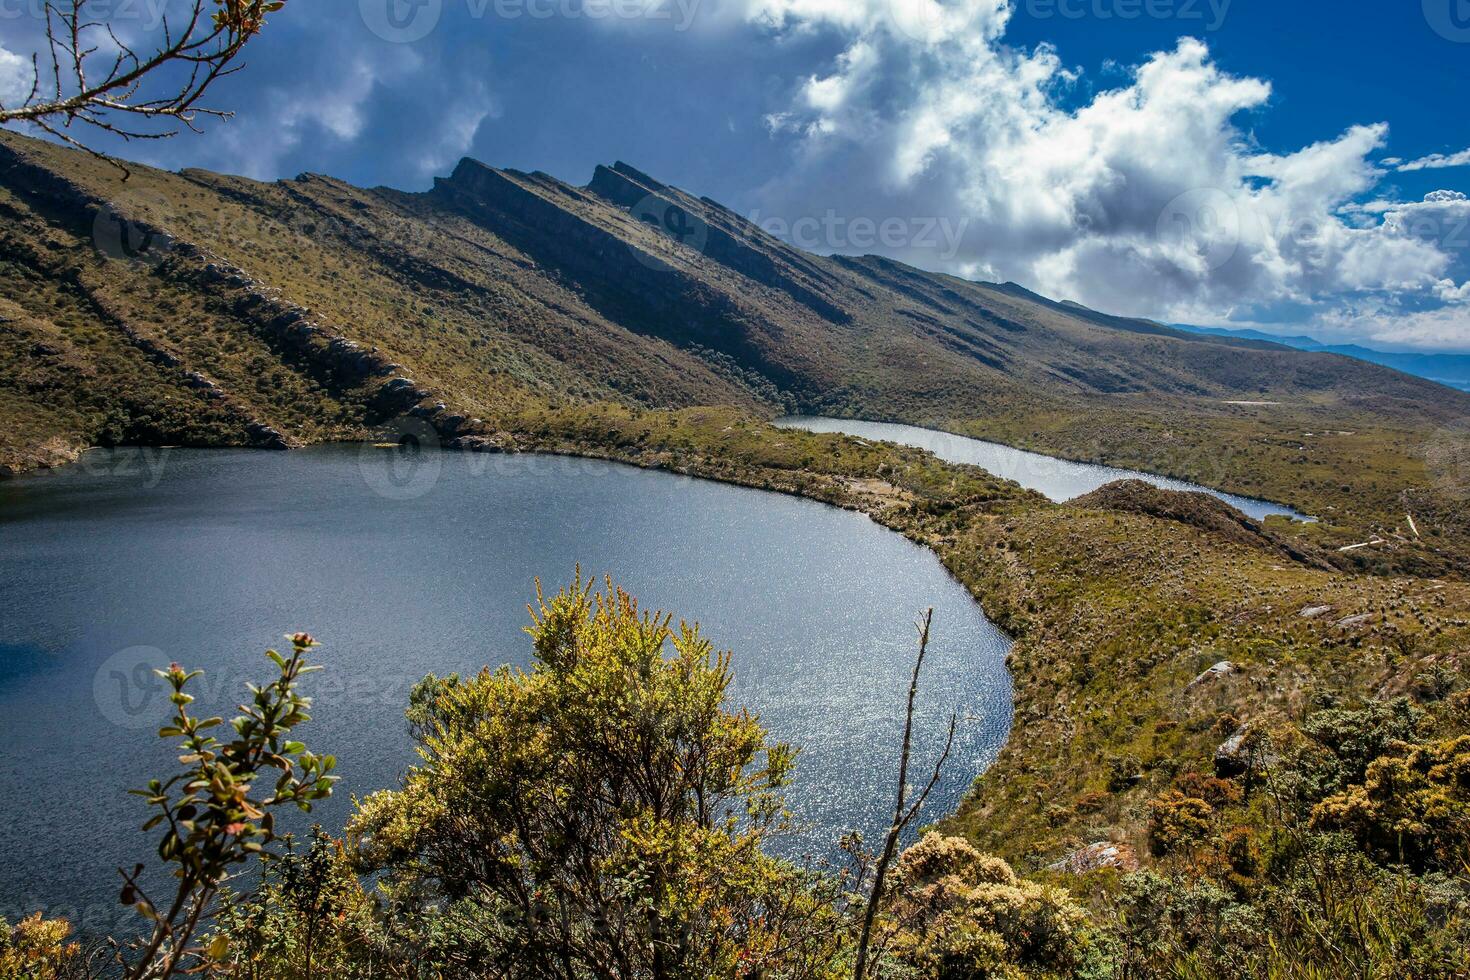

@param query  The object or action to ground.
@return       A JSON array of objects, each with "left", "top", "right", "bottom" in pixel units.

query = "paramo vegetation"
[
  {"left": 3, "top": 4, "right": 1469, "bottom": 975},
  {"left": 4, "top": 575, "right": 1469, "bottom": 979}
]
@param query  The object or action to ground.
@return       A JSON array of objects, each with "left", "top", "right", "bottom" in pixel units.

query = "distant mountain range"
[
  {"left": 3, "top": 129, "right": 1469, "bottom": 489},
  {"left": 1174, "top": 325, "right": 1470, "bottom": 392}
]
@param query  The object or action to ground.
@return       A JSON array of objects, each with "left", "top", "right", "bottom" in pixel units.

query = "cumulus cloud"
[
  {"left": 0, "top": 43, "right": 34, "bottom": 108},
  {"left": 130, "top": 27, "right": 495, "bottom": 186},
  {"left": 1312, "top": 302, "right": 1470, "bottom": 352},
  {"left": 1398, "top": 148, "right": 1470, "bottom": 172},
  {"left": 744, "top": 0, "right": 1470, "bottom": 349},
  {"left": 199, "top": 57, "right": 383, "bottom": 180}
]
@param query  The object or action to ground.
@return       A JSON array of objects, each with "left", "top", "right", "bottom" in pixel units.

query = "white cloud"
[
  {"left": 278, "top": 59, "right": 379, "bottom": 143},
  {"left": 413, "top": 82, "right": 498, "bottom": 177},
  {"left": 1316, "top": 303, "right": 1470, "bottom": 351},
  {"left": 181, "top": 57, "right": 384, "bottom": 180},
  {"left": 1398, "top": 148, "right": 1470, "bottom": 172},
  {"left": 745, "top": 1, "right": 1470, "bottom": 351},
  {"left": 0, "top": 43, "right": 34, "bottom": 108}
]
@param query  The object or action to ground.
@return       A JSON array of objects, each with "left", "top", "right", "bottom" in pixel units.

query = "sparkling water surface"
[{"left": 0, "top": 446, "right": 1011, "bottom": 930}]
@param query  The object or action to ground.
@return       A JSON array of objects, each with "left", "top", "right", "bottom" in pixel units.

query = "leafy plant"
[
  {"left": 211, "top": 827, "right": 378, "bottom": 980},
  {"left": 0, "top": 913, "right": 84, "bottom": 980},
  {"left": 1311, "top": 735, "right": 1470, "bottom": 872},
  {"left": 874, "top": 833, "right": 1092, "bottom": 979},
  {"left": 349, "top": 575, "right": 844, "bottom": 979},
  {"left": 1146, "top": 791, "right": 1215, "bottom": 857},
  {"left": 116, "top": 633, "right": 336, "bottom": 980}
]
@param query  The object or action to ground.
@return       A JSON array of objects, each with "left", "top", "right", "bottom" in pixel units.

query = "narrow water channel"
[{"left": 775, "top": 416, "right": 1311, "bottom": 522}]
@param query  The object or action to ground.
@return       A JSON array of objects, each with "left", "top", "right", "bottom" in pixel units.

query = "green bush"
[
  {"left": 1311, "top": 735, "right": 1470, "bottom": 872},
  {"left": 877, "top": 833, "right": 1093, "bottom": 979},
  {"left": 211, "top": 828, "right": 379, "bottom": 979},
  {"left": 347, "top": 575, "right": 846, "bottom": 979}
]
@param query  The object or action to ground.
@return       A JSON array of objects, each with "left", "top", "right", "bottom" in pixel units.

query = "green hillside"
[{"left": 4, "top": 130, "right": 1468, "bottom": 553}]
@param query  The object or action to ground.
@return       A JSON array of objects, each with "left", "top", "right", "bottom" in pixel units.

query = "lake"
[
  {"left": 775, "top": 416, "right": 1311, "bottom": 522},
  {"left": 0, "top": 446, "right": 1011, "bottom": 933}
]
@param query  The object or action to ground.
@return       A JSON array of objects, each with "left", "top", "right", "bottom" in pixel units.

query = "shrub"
[
  {"left": 1073, "top": 792, "right": 1108, "bottom": 815},
  {"left": 1310, "top": 735, "right": 1470, "bottom": 872},
  {"left": 1111, "top": 870, "right": 1263, "bottom": 978},
  {"left": 212, "top": 828, "right": 380, "bottom": 979},
  {"left": 348, "top": 575, "right": 846, "bottom": 979},
  {"left": 116, "top": 634, "right": 337, "bottom": 979},
  {"left": 1146, "top": 791, "right": 1214, "bottom": 857},
  {"left": 1173, "top": 772, "right": 1242, "bottom": 808},
  {"left": 1300, "top": 698, "right": 1424, "bottom": 790},
  {"left": 877, "top": 833, "right": 1091, "bottom": 979},
  {"left": 0, "top": 914, "right": 82, "bottom": 980}
]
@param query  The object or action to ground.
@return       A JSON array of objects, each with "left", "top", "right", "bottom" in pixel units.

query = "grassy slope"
[
  {"left": 516, "top": 404, "right": 1470, "bottom": 872},
  {"left": 5, "top": 130, "right": 1469, "bottom": 547}
]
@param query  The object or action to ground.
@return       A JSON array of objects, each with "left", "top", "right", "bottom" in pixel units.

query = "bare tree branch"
[
  {"left": 852, "top": 607, "right": 958, "bottom": 980},
  {"left": 0, "top": 0, "right": 286, "bottom": 172}
]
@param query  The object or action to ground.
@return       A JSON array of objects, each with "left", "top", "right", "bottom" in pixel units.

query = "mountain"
[
  {"left": 1176, "top": 324, "right": 1470, "bottom": 391},
  {"left": 3, "top": 129, "right": 1468, "bottom": 530}
]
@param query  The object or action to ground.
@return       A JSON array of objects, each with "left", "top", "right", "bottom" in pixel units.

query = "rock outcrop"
[{"left": 1049, "top": 841, "right": 1139, "bottom": 875}]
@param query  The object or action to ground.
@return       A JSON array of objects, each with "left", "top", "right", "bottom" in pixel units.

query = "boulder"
[
  {"left": 1049, "top": 841, "right": 1139, "bottom": 875},
  {"left": 1187, "top": 661, "right": 1238, "bottom": 690},
  {"left": 1215, "top": 725, "right": 1253, "bottom": 778},
  {"left": 244, "top": 422, "right": 291, "bottom": 451},
  {"left": 448, "top": 435, "right": 504, "bottom": 453}
]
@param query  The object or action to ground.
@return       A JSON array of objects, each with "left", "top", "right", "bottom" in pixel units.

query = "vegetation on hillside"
[
  {"left": 4, "top": 116, "right": 1470, "bottom": 979},
  {"left": 5, "top": 129, "right": 1469, "bottom": 550},
  {"left": 4, "top": 576, "right": 1467, "bottom": 978}
]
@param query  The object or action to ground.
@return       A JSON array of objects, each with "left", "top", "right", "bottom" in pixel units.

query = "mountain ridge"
[
  {"left": 2, "top": 129, "right": 1467, "bottom": 540},
  {"left": 1176, "top": 323, "right": 1470, "bottom": 390}
]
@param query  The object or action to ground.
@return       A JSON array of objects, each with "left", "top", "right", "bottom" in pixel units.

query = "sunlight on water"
[
  {"left": 0, "top": 446, "right": 1011, "bottom": 925},
  {"left": 776, "top": 417, "right": 1312, "bottom": 522}
]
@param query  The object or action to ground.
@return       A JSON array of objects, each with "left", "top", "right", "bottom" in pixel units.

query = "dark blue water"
[
  {"left": 776, "top": 416, "right": 1313, "bottom": 522},
  {"left": 0, "top": 446, "right": 1011, "bottom": 933}
]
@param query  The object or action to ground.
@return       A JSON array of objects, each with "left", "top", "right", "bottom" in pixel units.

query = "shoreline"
[{"left": 6, "top": 408, "right": 1468, "bottom": 873}]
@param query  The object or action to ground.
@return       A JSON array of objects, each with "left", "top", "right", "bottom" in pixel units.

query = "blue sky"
[{"left": 3, "top": 0, "right": 1469, "bottom": 350}]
